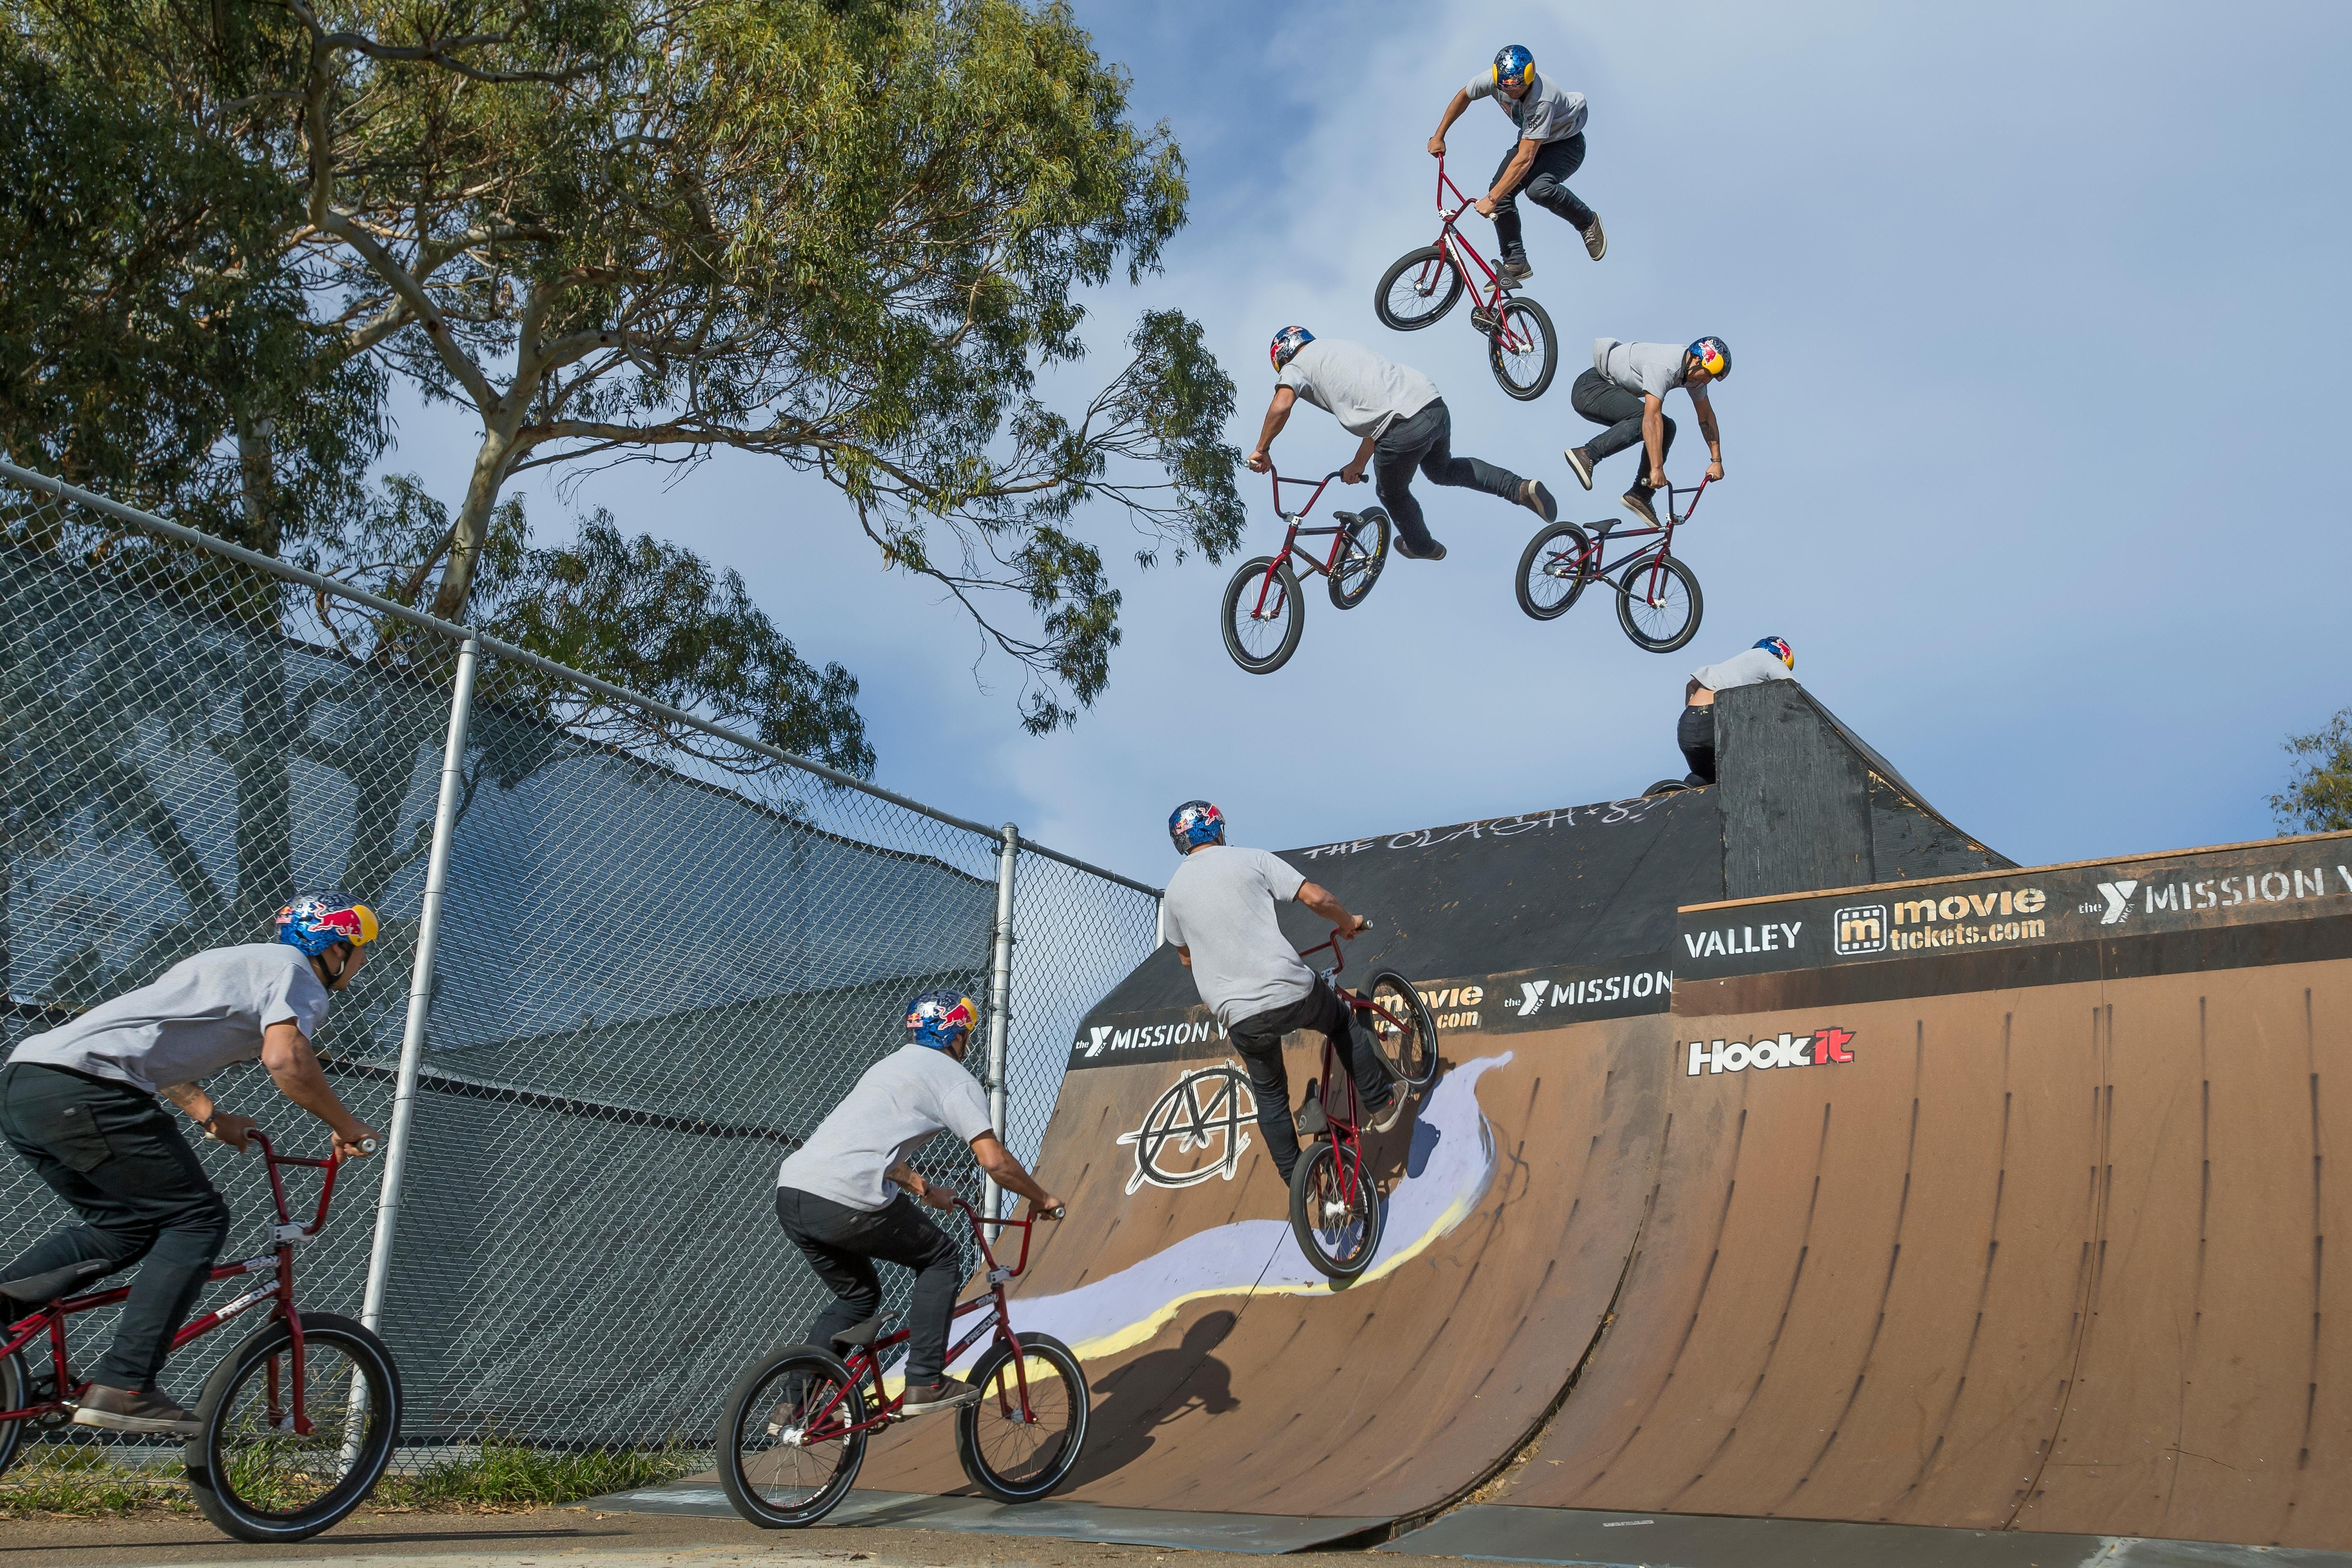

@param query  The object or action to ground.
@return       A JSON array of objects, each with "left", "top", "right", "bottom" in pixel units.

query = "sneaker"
[
  {"left": 1394, "top": 536, "right": 1448, "bottom": 562},
  {"left": 1582, "top": 214, "right": 1607, "bottom": 261},
  {"left": 901, "top": 1377, "right": 983, "bottom": 1416},
  {"left": 1501, "top": 246, "right": 1533, "bottom": 282},
  {"left": 1620, "top": 489, "right": 1659, "bottom": 526},
  {"left": 1366, "top": 1091, "right": 1411, "bottom": 1135},
  {"left": 72, "top": 1385, "right": 202, "bottom": 1438},
  {"left": 1563, "top": 446, "right": 1595, "bottom": 491},
  {"left": 1519, "top": 479, "right": 1557, "bottom": 524}
]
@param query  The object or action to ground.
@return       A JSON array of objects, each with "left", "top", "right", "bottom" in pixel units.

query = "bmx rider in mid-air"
[
  {"left": 1158, "top": 801, "right": 1406, "bottom": 1189},
  {"left": 1565, "top": 336, "right": 1732, "bottom": 526},
  {"left": 1427, "top": 44, "right": 1605, "bottom": 280}
]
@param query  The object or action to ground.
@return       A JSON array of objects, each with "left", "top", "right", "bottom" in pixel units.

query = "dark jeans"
[
  {"left": 0, "top": 1063, "right": 231, "bottom": 1390},
  {"left": 1228, "top": 980, "right": 1396, "bottom": 1185},
  {"left": 1490, "top": 134, "right": 1595, "bottom": 254},
  {"left": 1570, "top": 368, "right": 1675, "bottom": 497},
  {"left": 776, "top": 1185, "right": 964, "bottom": 1383},
  {"left": 1678, "top": 703, "right": 1716, "bottom": 784},
  {"left": 1373, "top": 399, "right": 1524, "bottom": 551}
]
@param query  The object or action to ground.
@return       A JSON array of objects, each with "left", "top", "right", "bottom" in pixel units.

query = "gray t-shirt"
[
  {"left": 1691, "top": 648, "right": 1795, "bottom": 692},
  {"left": 1160, "top": 845, "right": 1315, "bottom": 1028},
  {"left": 1277, "top": 339, "right": 1440, "bottom": 440},
  {"left": 1593, "top": 339, "right": 1710, "bottom": 404},
  {"left": 1466, "top": 68, "right": 1587, "bottom": 143},
  {"left": 7, "top": 944, "right": 331, "bottom": 1096},
  {"left": 777, "top": 1043, "right": 995, "bottom": 1211}
]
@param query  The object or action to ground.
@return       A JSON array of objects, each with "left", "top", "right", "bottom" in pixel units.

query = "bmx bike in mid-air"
[
  {"left": 717, "top": 1195, "right": 1084, "bottom": 1527},
  {"left": 1373, "top": 154, "right": 1559, "bottom": 402},
  {"left": 1286, "top": 923, "right": 1438, "bottom": 1282},
  {"left": 1220, "top": 466, "right": 1392, "bottom": 674},
  {"left": 0, "top": 1133, "right": 398, "bottom": 1544},
  {"left": 1515, "top": 473, "right": 1712, "bottom": 653}
]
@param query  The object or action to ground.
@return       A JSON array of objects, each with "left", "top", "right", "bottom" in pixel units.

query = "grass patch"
[{"left": 0, "top": 1444, "right": 193, "bottom": 1518}]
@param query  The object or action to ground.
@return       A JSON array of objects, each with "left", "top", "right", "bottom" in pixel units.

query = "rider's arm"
[
  {"left": 970, "top": 1133, "right": 1064, "bottom": 1215},
  {"left": 1427, "top": 88, "right": 1471, "bottom": 156},
  {"left": 1247, "top": 386, "right": 1297, "bottom": 469},
  {"left": 259, "top": 1021, "right": 378, "bottom": 1158},
  {"left": 1339, "top": 433, "right": 1375, "bottom": 484},
  {"left": 1487, "top": 137, "right": 1540, "bottom": 204},
  {"left": 1297, "top": 881, "right": 1368, "bottom": 937},
  {"left": 1642, "top": 394, "right": 1668, "bottom": 489},
  {"left": 1174, "top": 945, "right": 1191, "bottom": 969},
  {"left": 158, "top": 1081, "right": 258, "bottom": 1151},
  {"left": 885, "top": 1159, "right": 955, "bottom": 1209},
  {"left": 1692, "top": 391, "right": 1724, "bottom": 479}
]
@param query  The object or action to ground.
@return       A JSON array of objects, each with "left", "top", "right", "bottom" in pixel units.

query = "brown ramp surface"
[{"left": 1497, "top": 831, "right": 2352, "bottom": 1551}]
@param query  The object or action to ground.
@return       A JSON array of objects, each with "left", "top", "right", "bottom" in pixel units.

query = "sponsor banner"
[
  {"left": 1686, "top": 1024, "right": 1857, "bottom": 1077},
  {"left": 1487, "top": 955, "right": 1676, "bottom": 1033},
  {"left": 1677, "top": 838, "right": 2352, "bottom": 985}
]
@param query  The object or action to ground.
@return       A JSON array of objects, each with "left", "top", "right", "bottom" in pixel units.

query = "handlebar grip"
[
  {"left": 1360, "top": 919, "right": 1375, "bottom": 932},
  {"left": 1044, "top": 1205, "right": 1066, "bottom": 1220},
  {"left": 357, "top": 1137, "right": 379, "bottom": 1155}
]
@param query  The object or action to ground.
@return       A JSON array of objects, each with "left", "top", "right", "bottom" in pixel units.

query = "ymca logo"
[
  {"left": 1687, "top": 1025, "right": 1857, "bottom": 1076},
  {"left": 1834, "top": 905, "right": 1887, "bottom": 955},
  {"left": 1083, "top": 1026, "right": 1114, "bottom": 1058},
  {"left": 2093, "top": 880, "right": 2137, "bottom": 924},
  {"left": 1115, "top": 1066, "right": 1258, "bottom": 1194}
]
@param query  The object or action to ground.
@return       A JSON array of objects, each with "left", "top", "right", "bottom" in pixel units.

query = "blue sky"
[{"left": 384, "top": 0, "right": 2352, "bottom": 890}]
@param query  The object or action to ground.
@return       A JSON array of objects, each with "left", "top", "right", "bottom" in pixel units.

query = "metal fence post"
[
  {"left": 359, "top": 632, "right": 481, "bottom": 1333},
  {"left": 983, "top": 823, "right": 1020, "bottom": 1220}
]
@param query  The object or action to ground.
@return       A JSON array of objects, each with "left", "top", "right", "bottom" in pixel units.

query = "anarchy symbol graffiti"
[{"left": 1115, "top": 1065, "right": 1258, "bottom": 1195}]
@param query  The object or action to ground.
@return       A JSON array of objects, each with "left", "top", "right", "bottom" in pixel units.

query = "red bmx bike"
[
  {"left": 1515, "top": 474, "right": 1711, "bottom": 653},
  {"left": 0, "top": 1133, "right": 397, "bottom": 1543},
  {"left": 1373, "top": 155, "right": 1558, "bottom": 401},
  {"left": 717, "top": 1196, "right": 1084, "bottom": 1527},
  {"left": 1220, "top": 467, "right": 1391, "bottom": 674},
  {"left": 1287, "top": 924, "right": 1438, "bottom": 1283}
]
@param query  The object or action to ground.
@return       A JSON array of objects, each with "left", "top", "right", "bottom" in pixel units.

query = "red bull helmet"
[
  {"left": 907, "top": 989, "right": 980, "bottom": 1051},
  {"left": 1168, "top": 799, "right": 1226, "bottom": 853},
  {"left": 275, "top": 892, "right": 380, "bottom": 959},
  {"left": 1756, "top": 635, "right": 1793, "bottom": 669}
]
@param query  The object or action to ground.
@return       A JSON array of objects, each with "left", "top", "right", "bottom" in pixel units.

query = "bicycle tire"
[
  {"left": 956, "top": 1333, "right": 1090, "bottom": 1503},
  {"left": 0, "top": 1343, "right": 26, "bottom": 1482},
  {"left": 1327, "top": 509, "right": 1390, "bottom": 610},
  {"left": 718, "top": 1345, "right": 868, "bottom": 1529},
  {"left": 1514, "top": 521, "right": 1593, "bottom": 621},
  {"left": 1374, "top": 246, "right": 1464, "bottom": 332},
  {"left": 1615, "top": 554, "right": 1704, "bottom": 653},
  {"left": 1488, "top": 295, "right": 1558, "bottom": 401},
  {"left": 1289, "top": 1140, "right": 1383, "bottom": 1282},
  {"left": 1365, "top": 971, "right": 1439, "bottom": 1089},
  {"left": 1221, "top": 555, "right": 1304, "bottom": 674},
  {"left": 185, "top": 1311, "right": 400, "bottom": 1543}
]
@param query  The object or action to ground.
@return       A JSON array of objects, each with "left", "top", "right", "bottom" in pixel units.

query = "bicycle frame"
[
  {"left": 1422, "top": 157, "right": 1538, "bottom": 358},
  {"left": 0, "top": 1133, "right": 348, "bottom": 1436},
  {"left": 1241, "top": 467, "right": 1358, "bottom": 617},
  {"left": 1549, "top": 474, "right": 1712, "bottom": 601},
  {"left": 1291, "top": 927, "right": 1413, "bottom": 1220},
  {"left": 787, "top": 1200, "right": 1054, "bottom": 1446}
]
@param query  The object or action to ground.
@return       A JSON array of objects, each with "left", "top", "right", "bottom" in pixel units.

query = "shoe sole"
[
  {"left": 1621, "top": 495, "right": 1658, "bottom": 526},
  {"left": 1525, "top": 483, "right": 1558, "bottom": 524},
  {"left": 900, "top": 1390, "right": 984, "bottom": 1416},
  {"left": 72, "top": 1408, "right": 201, "bottom": 1438},
  {"left": 1563, "top": 450, "right": 1594, "bottom": 490},
  {"left": 1585, "top": 224, "right": 1608, "bottom": 261}
]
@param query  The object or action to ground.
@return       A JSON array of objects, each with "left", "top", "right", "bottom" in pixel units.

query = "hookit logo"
[{"left": 1687, "top": 1026, "right": 1857, "bottom": 1076}]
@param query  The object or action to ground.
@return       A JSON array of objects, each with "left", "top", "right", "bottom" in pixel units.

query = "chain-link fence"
[{"left": 0, "top": 460, "right": 1159, "bottom": 1493}]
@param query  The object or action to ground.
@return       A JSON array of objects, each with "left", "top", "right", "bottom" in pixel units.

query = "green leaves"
[{"left": 2273, "top": 709, "right": 2352, "bottom": 836}]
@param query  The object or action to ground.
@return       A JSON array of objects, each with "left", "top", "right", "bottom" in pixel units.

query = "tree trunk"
[{"left": 427, "top": 414, "right": 524, "bottom": 622}]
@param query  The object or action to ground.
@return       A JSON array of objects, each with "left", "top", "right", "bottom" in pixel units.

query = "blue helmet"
[
  {"left": 906, "top": 989, "right": 980, "bottom": 1051},
  {"left": 1755, "top": 635, "right": 1793, "bottom": 669},
  {"left": 1269, "top": 325, "right": 1313, "bottom": 372},
  {"left": 1492, "top": 44, "right": 1535, "bottom": 90},
  {"left": 274, "top": 892, "right": 379, "bottom": 959},
  {"left": 1168, "top": 800, "right": 1226, "bottom": 853},
  {"left": 1688, "top": 337, "right": 1731, "bottom": 379}
]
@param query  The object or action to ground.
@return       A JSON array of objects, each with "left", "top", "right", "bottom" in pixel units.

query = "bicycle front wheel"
[
  {"left": 1616, "top": 554, "right": 1704, "bottom": 653},
  {"left": 1515, "top": 521, "right": 1593, "bottom": 621},
  {"left": 0, "top": 1343, "right": 27, "bottom": 1481},
  {"left": 1375, "top": 246, "right": 1464, "bottom": 331},
  {"left": 1290, "top": 1141, "right": 1383, "bottom": 1283},
  {"left": 719, "top": 1346, "right": 868, "bottom": 1528},
  {"left": 1488, "top": 296, "right": 1558, "bottom": 400},
  {"left": 1366, "top": 971, "right": 1439, "bottom": 1089},
  {"left": 957, "top": 1333, "right": 1090, "bottom": 1503},
  {"left": 1222, "top": 556, "right": 1304, "bottom": 674},
  {"left": 185, "top": 1311, "right": 401, "bottom": 1543},
  {"left": 1328, "top": 509, "right": 1390, "bottom": 610}
]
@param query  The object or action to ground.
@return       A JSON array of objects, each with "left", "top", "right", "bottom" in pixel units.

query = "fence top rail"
[{"left": 0, "top": 457, "right": 1161, "bottom": 901}]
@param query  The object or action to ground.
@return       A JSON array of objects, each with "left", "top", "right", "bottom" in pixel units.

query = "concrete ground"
[{"left": 0, "top": 1505, "right": 1461, "bottom": 1568}]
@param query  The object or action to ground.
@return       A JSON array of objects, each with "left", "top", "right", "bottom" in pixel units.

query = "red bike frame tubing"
[
  {"left": 1428, "top": 155, "right": 1518, "bottom": 346},
  {"left": 0, "top": 1133, "right": 343, "bottom": 1429},
  {"left": 1250, "top": 469, "right": 1355, "bottom": 610}
]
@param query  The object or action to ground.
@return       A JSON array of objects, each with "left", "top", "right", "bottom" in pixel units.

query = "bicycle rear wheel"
[
  {"left": 1375, "top": 246, "right": 1464, "bottom": 331},
  {"left": 1515, "top": 521, "right": 1593, "bottom": 621},
  {"left": 1221, "top": 556, "right": 1304, "bottom": 674},
  {"left": 185, "top": 1312, "right": 400, "bottom": 1543},
  {"left": 719, "top": 1346, "right": 868, "bottom": 1528},
  {"left": 0, "top": 1344, "right": 27, "bottom": 1481},
  {"left": 1365, "top": 972, "right": 1439, "bottom": 1089},
  {"left": 956, "top": 1333, "right": 1090, "bottom": 1503},
  {"left": 1616, "top": 554, "right": 1704, "bottom": 653},
  {"left": 1488, "top": 296, "right": 1558, "bottom": 400},
  {"left": 1328, "top": 510, "right": 1390, "bottom": 610},
  {"left": 1289, "top": 1141, "right": 1383, "bottom": 1282}
]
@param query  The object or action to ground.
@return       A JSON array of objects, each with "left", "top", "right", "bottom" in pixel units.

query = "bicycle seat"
[
  {"left": 829, "top": 1313, "right": 897, "bottom": 1353},
  {"left": 0, "top": 1258, "right": 110, "bottom": 1305},
  {"left": 1295, "top": 1081, "right": 1329, "bottom": 1138}
]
